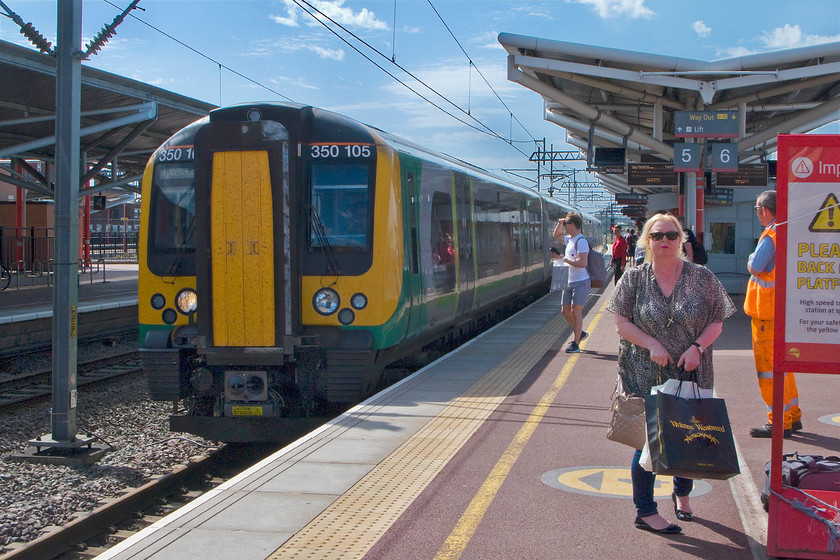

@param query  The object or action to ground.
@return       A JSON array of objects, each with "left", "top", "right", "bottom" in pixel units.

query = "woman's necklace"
[
  {"left": 664, "top": 292, "right": 676, "bottom": 327},
  {"left": 654, "top": 261, "right": 681, "bottom": 327}
]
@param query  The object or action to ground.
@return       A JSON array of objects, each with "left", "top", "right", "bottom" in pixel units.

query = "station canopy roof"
[
  {"left": 0, "top": 39, "right": 216, "bottom": 198},
  {"left": 499, "top": 33, "right": 840, "bottom": 195}
]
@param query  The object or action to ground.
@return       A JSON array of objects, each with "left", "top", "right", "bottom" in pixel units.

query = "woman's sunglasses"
[{"left": 649, "top": 231, "right": 681, "bottom": 241}]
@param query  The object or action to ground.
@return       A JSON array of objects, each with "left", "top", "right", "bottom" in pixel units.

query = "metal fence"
[
  {"left": 87, "top": 231, "right": 138, "bottom": 262},
  {"left": 0, "top": 227, "right": 138, "bottom": 275}
]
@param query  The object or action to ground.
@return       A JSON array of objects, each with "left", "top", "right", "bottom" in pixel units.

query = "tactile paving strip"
[{"left": 269, "top": 308, "right": 569, "bottom": 559}]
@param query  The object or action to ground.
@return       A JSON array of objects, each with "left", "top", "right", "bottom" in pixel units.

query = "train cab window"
[
  {"left": 148, "top": 162, "right": 196, "bottom": 275},
  {"left": 309, "top": 163, "right": 371, "bottom": 250}
]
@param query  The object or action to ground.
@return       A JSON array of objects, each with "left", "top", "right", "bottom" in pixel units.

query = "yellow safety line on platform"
[
  {"left": 268, "top": 295, "right": 605, "bottom": 560},
  {"left": 434, "top": 297, "right": 609, "bottom": 560}
]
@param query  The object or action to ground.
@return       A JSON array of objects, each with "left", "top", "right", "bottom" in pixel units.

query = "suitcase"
[{"left": 760, "top": 452, "right": 840, "bottom": 511}]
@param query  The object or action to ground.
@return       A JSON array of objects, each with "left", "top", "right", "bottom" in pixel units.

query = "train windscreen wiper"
[
  {"left": 306, "top": 204, "right": 341, "bottom": 276},
  {"left": 165, "top": 220, "right": 195, "bottom": 279}
]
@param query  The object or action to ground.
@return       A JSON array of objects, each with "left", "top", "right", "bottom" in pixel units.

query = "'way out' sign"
[{"left": 776, "top": 134, "right": 840, "bottom": 374}]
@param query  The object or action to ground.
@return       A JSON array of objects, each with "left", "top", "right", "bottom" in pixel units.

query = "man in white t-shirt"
[{"left": 560, "top": 212, "right": 590, "bottom": 353}]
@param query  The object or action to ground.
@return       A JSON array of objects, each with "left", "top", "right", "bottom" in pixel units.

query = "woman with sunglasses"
[{"left": 607, "top": 213, "right": 735, "bottom": 535}]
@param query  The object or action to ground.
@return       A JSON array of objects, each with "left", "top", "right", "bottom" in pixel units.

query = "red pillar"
[
  {"left": 14, "top": 160, "right": 24, "bottom": 265},
  {"left": 82, "top": 196, "right": 90, "bottom": 263},
  {"left": 695, "top": 176, "right": 705, "bottom": 243}
]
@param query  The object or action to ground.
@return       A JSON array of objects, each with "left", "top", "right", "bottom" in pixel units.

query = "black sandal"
[
  {"left": 634, "top": 516, "right": 682, "bottom": 534},
  {"left": 672, "top": 492, "right": 694, "bottom": 522}
]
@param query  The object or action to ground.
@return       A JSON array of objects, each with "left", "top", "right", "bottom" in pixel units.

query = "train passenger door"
[
  {"left": 403, "top": 159, "right": 425, "bottom": 337},
  {"left": 193, "top": 120, "right": 296, "bottom": 352},
  {"left": 454, "top": 172, "right": 475, "bottom": 316}
]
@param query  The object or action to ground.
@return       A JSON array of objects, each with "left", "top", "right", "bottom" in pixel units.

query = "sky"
[{"left": 2, "top": 0, "right": 840, "bottom": 214}]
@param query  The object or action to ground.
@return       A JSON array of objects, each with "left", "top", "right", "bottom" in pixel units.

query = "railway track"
[
  {"left": 0, "top": 443, "right": 288, "bottom": 560},
  {"left": 0, "top": 352, "right": 141, "bottom": 409},
  {"left": 0, "top": 305, "right": 138, "bottom": 360}
]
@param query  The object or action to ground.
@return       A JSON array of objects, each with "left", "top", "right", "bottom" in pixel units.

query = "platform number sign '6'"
[{"left": 711, "top": 143, "right": 739, "bottom": 172}]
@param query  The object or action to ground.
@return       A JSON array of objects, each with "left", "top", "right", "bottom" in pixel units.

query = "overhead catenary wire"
[
  {"left": 102, "top": 0, "right": 295, "bottom": 103},
  {"left": 290, "top": 0, "right": 523, "bottom": 151},
  {"left": 290, "top": 0, "right": 546, "bottom": 165},
  {"left": 100, "top": 0, "right": 562, "bottom": 183},
  {"left": 425, "top": 0, "right": 537, "bottom": 144}
]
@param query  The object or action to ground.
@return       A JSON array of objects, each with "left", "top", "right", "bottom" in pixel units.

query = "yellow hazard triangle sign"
[{"left": 808, "top": 193, "right": 840, "bottom": 232}]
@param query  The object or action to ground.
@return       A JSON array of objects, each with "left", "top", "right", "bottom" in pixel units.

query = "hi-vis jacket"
[{"left": 744, "top": 224, "right": 776, "bottom": 320}]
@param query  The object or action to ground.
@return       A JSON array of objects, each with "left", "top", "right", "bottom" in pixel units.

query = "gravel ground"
[{"left": 0, "top": 336, "right": 217, "bottom": 550}]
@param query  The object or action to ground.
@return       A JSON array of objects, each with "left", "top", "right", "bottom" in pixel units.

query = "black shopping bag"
[{"left": 644, "top": 391, "right": 740, "bottom": 480}]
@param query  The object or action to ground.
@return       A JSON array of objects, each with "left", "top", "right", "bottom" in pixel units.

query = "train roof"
[{"left": 161, "top": 102, "right": 601, "bottom": 225}]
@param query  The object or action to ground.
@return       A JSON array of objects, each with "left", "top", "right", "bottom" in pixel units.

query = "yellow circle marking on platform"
[
  {"left": 817, "top": 413, "right": 840, "bottom": 427},
  {"left": 541, "top": 467, "right": 712, "bottom": 499}
]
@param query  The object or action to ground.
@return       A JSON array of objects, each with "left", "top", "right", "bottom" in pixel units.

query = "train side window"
[
  {"left": 408, "top": 174, "right": 419, "bottom": 274},
  {"left": 431, "top": 191, "right": 455, "bottom": 293}
]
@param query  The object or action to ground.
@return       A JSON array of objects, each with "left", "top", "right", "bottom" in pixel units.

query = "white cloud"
[
  {"left": 761, "top": 24, "right": 840, "bottom": 49},
  {"left": 269, "top": 76, "right": 319, "bottom": 91},
  {"left": 720, "top": 45, "right": 757, "bottom": 58},
  {"left": 382, "top": 58, "right": 519, "bottom": 108},
  {"left": 270, "top": 1, "right": 300, "bottom": 27},
  {"left": 693, "top": 21, "right": 711, "bottom": 38},
  {"left": 310, "top": 45, "right": 345, "bottom": 61},
  {"left": 271, "top": 0, "right": 387, "bottom": 30},
  {"left": 246, "top": 35, "right": 341, "bottom": 58},
  {"left": 574, "top": 0, "right": 654, "bottom": 19}
]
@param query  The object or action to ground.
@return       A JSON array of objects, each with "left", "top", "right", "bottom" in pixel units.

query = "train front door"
[{"left": 193, "top": 120, "right": 295, "bottom": 351}]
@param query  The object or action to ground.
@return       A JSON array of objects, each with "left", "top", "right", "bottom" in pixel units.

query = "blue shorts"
[{"left": 562, "top": 278, "right": 591, "bottom": 306}]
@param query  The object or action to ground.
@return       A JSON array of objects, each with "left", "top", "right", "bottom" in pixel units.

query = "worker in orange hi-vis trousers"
[{"left": 744, "top": 190, "right": 803, "bottom": 438}]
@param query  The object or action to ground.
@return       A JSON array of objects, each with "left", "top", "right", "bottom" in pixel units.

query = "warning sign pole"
[{"left": 769, "top": 133, "right": 840, "bottom": 559}]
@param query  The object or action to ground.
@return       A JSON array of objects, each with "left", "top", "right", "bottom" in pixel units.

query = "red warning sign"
[{"left": 776, "top": 135, "right": 840, "bottom": 374}]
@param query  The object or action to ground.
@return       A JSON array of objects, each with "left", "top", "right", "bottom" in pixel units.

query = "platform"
[
  {"left": 0, "top": 263, "right": 138, "bottom": 324},
  {"left": 94, "top": 281, "right": 840, "bottom": 560}
]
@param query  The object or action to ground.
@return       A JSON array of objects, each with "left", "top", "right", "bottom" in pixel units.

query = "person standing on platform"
[
  {"left": 607, "top": 212, "right": 735, "bottom": 535},
  {"left": 560, "top": 212, "right": 590, "bottom": 353},
  {"left": 611, "top": 225, "right": 628, "bottom": 285},
  {"left": 624, "top": 228, "right": 637, "bottom": 267},
  {"left": 745, "top": 190, "right": 803, "bottom": 438}
]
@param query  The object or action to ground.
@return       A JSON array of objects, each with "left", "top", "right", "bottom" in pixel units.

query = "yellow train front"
[{"left": 139, "top": 103, "right": 598, "bottom": 442}]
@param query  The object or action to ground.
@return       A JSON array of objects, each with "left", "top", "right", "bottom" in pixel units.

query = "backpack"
[
  {"left": 574, "top": 236, "right": 607, "bottom": 288},
  {"left": 691, "top": 239, "right": 708, "bottom": 265},
  {"left": 760, "top": 453, "right": 840, "bottom": 512}
]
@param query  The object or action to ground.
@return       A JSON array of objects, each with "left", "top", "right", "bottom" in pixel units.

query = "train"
[{"left": 138, "top": 102, "right": 606, "bottom": 442}]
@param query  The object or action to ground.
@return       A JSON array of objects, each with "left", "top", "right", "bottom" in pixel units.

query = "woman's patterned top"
[{"left": 607, "top": 261, "right": 736, "bottom": 396}]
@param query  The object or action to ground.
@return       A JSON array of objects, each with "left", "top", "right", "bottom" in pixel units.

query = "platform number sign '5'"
[{"left": 673, "top": 143, "right": 702, "bottom": 172}]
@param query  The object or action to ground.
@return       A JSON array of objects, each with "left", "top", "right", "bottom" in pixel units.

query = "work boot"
[
  {"left": 792, "top": 420, "right": 803, "bottom": 432},
  {"left": 749, "top": 423, "right": 792, "bottom": 438}
]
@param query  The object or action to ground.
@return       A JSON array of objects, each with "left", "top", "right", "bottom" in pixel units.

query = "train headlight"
[
  {"left": 176, "top": 288, "right": 198, "bottom": 314},
  {"left": 162, "top": 308, "right": 177, "bottom": 325},
  {"left": 313, "top": 288, "right": 340, "bottom": 315},
  {"left": 350, "top": 293, "right": 368, "bottom": 310},
  {"left": 247, "top": 108, "right": 262, "bottom": 122},
  {"left": 150, "top": 293, "right": 166, "bottom": 310},
  {"left": 338, "top": 308, "right": 355, "bottom": 325}
]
